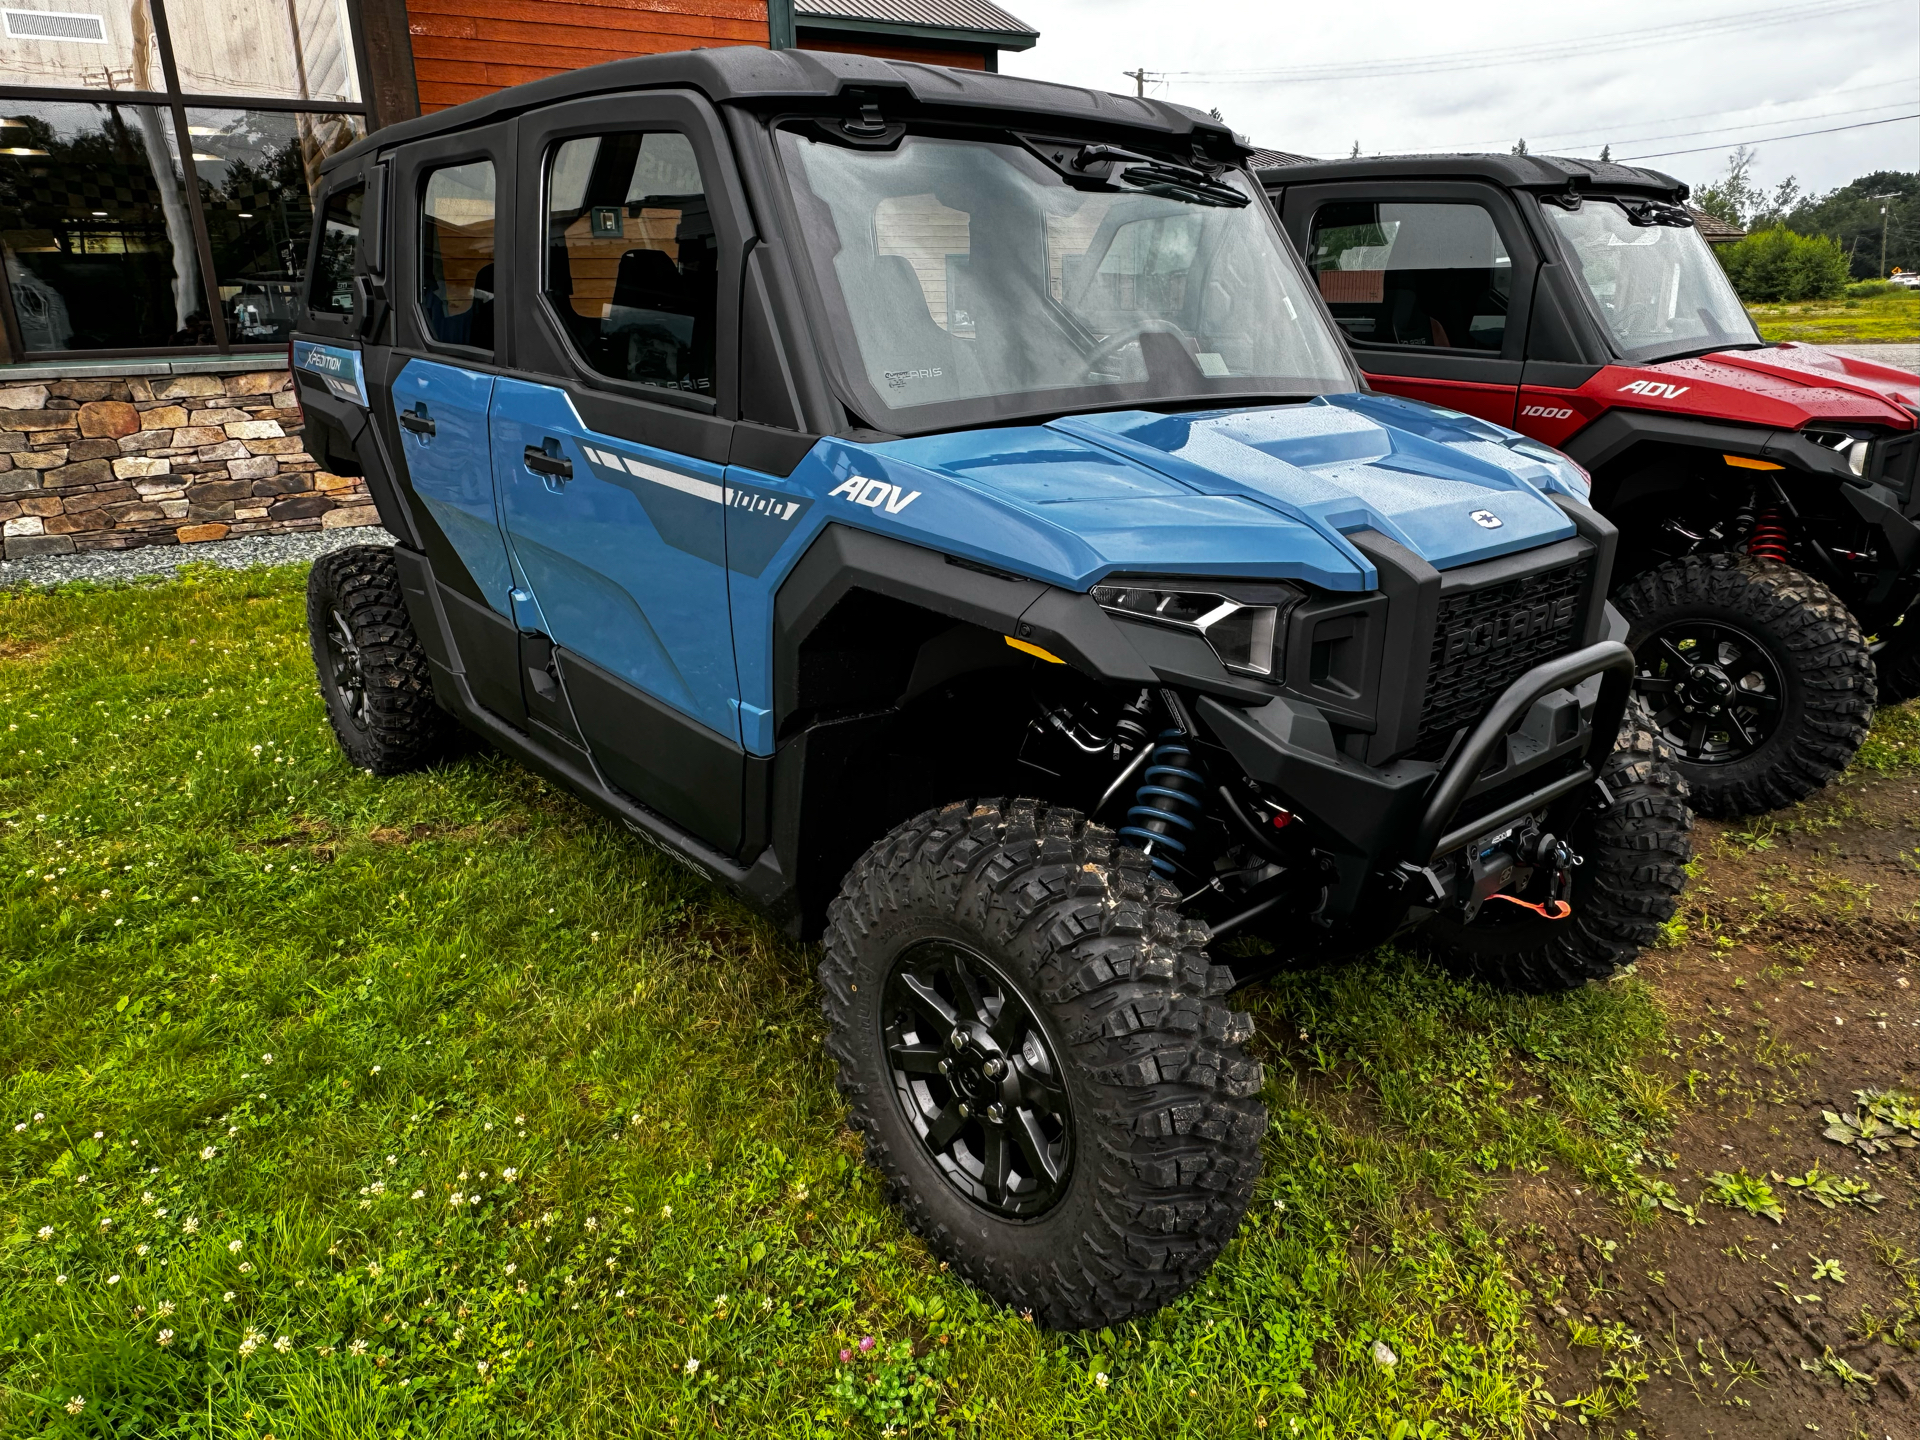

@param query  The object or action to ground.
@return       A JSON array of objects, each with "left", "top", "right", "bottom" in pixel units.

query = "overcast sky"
[{"left": 997, "top": 0, "right": 1919, "bottom": 201}]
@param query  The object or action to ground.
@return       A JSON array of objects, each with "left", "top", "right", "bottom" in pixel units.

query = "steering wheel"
[{"left": 1080, "top": 319, "right": 1192, "bottom": 382}]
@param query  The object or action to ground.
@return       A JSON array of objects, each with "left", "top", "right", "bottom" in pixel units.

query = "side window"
[
  {"left": 1309, "top": 201, "right": 1511, "bottom": 351},
  {"left": 543, "top": 132, "right": 715, "bottom": 395},
  {"left": 420, "top": 160, "right": 496, "bottom": 350},
  {"left": 309, "top": 183, "right": 364, "bottom": 316}
]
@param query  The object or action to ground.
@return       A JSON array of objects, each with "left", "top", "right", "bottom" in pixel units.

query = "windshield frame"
[
  {"left": 1536, "top": 192, "right": 1764, "bottom": 365},
  {"left": 763, "top": 115, "right": 1364, "bottom": 437}
]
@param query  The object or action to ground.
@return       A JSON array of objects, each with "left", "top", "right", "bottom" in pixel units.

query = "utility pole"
[
  {"left": 1868, "top": 192, "right": 1898, "bottom": 277},
  {"left": 1125, "top": 67, "right": 1147, "bottom": 96}
]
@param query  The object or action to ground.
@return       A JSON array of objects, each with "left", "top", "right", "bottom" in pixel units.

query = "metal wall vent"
[{"left": 2, "top": 9, "right": 109, "bottom": 42}]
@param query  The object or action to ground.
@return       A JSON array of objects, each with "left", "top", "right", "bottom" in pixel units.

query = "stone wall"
[{"left": 0, "top": 369, "right": 379, "bottom": 559}]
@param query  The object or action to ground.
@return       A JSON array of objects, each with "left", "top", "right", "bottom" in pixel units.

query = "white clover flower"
[
  {"left": 504, "top": 1263, "right": 516, "bottom": 1276},
  {"left": 366, "top": 1262, "right": 381, "bottom": 1277},
  {"left": 33, "top": 1113, "right": 43, "bottom": 1122},
  {"left": 157, "top": 1329, "right": 174, "bottom": 1347},
  {"left": 107, "top": 1274, "right": 120, "bottom": 1285},
  {"left": 369, "top": 1065, "right": 380, "bottom": 1075},
  {"left": 12, "top": 1123, "right": 22, "bottom": 1132},
  {"left": 93, "top": 1130, "right": 104, "bottom": 1139},
  {"left": 200, "top": 1146, "right": 216, "bottom": 1161},
  {"left": 238, "top": 1262, "right": 253, "bottom": 1274},
  {"left": 585, "top": 1216, "right": 597, "bottom": 1231},
  {"left": 137, "top": 1244, "right": 150, "bottom": 1257},
  {"left": 238, "top": 1330, "right": 262, "bottom": 1357},
  {"left": 182, "top": 1215, "right": 198, "bottom": 1233},
  {"left": 36, "top": 1226, "right": 52, "bottom": 1241},
  {"left": 141, "top": 1192, "right": 154, "bottom": 1205},
  {"left": 157, "top": 1300, "right": 174, "bottom": 1317},
  {"left": 501, "top": 1168, "right": 518, "bottom": 1182},
  {"left": 223, "top": 1290, "right": 235, "bottom": 1301},
  {"left": 515, "top": 1115, "right": 525, "bottom": 1125},
  {"left": 348, "top": 1338, "right": 367, "bottom": 1356},
  {"left": 262, "top": 1054, "right": 273, "bottom": 1064},
  {"left": 1095, "top": 1372, "right": 1110, "bottom": 1389},
  {"left": 274, "top": 1335, "right": 293, "bottom": 1354},
  {"left": 457, "top": 1170, "right": 469, "bottom": 1182},
  {"left": 683, "top": 1358, "right": 699, "bottom": 1375},
  {"left": 55, "top": 1274, "right": 67, "bottom": 1285},
  {"left": 228, "top": 1240, "right": 243, "bottom": 1253},
  {"left": 411, "top": 1189, "right": 425, "bottom": 1200},
  {"left": 98, "top": 1217, "right": 110, "bottom": 1229},
  {"left": 369, "top": 1181, "right": 385, "bottom": 1195},
  {"left": 661, "top": 1205, "right": 672, "bottom": 1219},
  {"left": 449, "top": 1193, "right": 464, "bottom": 1207},
  {"left": 65, "top": 1396, "right": 84, "bottom": 1416}
]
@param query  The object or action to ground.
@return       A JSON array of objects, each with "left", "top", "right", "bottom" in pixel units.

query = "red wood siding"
[{"left": 405, "top": 0, "right": 770, "bottom": 112}]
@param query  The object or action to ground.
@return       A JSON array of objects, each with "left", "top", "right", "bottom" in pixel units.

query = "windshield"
[
  {"left": 775, "top": 128, "right": 1355, "bottom": 430},
  {"left": 1544, "top": 198, "right": 1760, "bottom": 362}
]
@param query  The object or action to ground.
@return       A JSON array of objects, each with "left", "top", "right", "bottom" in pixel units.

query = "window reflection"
[
  {"left": 0, "top": 99, "right": 211, "bottom": 350},
  {"left": 167, "top": 0, "right": 359, "bottom": 102},
  {"left": 0, "top": 1, "right": 158, "bottom": 91},
  {"left": 180, "top": 107, "right": 362, "bottom": 342}
]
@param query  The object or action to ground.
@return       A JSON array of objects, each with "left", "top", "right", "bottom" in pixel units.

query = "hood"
[
  {"left": 868, "top": 393, "right": 1583, "bottom": 590},
  {"left": 1620, "top": 342, "right": 1920, "bottom": 428}
]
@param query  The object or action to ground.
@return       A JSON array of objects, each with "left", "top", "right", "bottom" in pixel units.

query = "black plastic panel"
[{"left": 559, "top": 649, "right": 745, "bottom": 855}]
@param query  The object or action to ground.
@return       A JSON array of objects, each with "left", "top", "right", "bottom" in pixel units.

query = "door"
[
  {"left": 386, "top": 124, "right": 525, "bottom": 725},
  {"left": 491, "top": 93, "right": 751, "bottom": 851},
  {"left": 1285, "top": 183, "right": 1535, "bottom": 427}
]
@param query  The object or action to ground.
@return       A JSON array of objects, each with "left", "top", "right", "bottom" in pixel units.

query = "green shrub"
[
  {"left": 1844, "top": 279, "right": 1897, "bottom": 299},
  {"left": 1718, "top": 225, "right": 1852, "bottom": 302}
]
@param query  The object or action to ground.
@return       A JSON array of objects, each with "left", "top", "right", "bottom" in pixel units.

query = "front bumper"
[{"left": 1197, "top": 637, "right": 1634, "bottom": 904}]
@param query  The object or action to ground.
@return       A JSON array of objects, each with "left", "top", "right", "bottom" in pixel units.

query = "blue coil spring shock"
[{"left": 1119, "top": 730, "right": 1206, "bottom": 877}]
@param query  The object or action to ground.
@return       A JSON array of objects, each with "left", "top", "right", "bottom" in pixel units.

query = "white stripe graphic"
[{"left": 619, "top": 453, "right": 725, "bottom": 504}]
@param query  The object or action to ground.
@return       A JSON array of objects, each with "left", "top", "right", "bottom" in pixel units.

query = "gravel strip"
[
  {"left": 1826, "top": 342, "right": 1919, "bottom": 372},
  {"left": 0, "top": 525, "right": 398, "bottom": 591}
]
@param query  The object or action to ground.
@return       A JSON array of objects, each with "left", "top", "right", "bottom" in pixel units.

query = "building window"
[{"left": 0, "top": 0, "right": 367, "bottom": 357}]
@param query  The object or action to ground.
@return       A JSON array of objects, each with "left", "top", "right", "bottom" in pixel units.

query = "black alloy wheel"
[
  {"left": 306, "top": 545, "right": 458, "bottom": 775},
  {"left": 1613, "top": 554, "right": 1873, "bottom": 818},
  {"left": 1633, "top": 618, "right": 1786, "bottom": 764},
  {"left": 879, "top": 939, "right": 1072, "bottom": 1218},
  {"left": 323, "top": 607, "right": 372, "bottom": 734}
]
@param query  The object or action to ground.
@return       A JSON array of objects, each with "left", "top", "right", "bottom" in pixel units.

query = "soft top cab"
[{"left": 292, "top": 55, "right": 1688, "bottom": 1330}]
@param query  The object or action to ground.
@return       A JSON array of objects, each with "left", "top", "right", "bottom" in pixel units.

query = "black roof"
[
  {"left": 1252, "top": 151, "right": 1685, "bottom": 199},
  {"left": 327, "top": 47, "right": 1242, "bottom": 174}
]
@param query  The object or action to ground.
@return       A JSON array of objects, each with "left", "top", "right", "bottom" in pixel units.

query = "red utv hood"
[
  {"left": 1591, "top": 342, "right": 1918, "bottom": 431},
  {"left": 1513, "top": 341, "right": 1919, "bottom": 449}
]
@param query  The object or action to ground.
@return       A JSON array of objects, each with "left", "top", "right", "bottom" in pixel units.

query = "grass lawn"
[
  {"left": 1746, "top": 290, "right": 1920, "bottom": 345},
  {"left": 0, "top": 561, "right": 1912, "bottom": 1438}
]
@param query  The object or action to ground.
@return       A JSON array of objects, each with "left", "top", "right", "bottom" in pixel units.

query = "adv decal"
[
  {"left": 292, "top": 340, "right": 368, "bottom": 407},
  {"left": 828, "top": 474, "right": 921, "bottom": 514},
  {"left": 1619, "top": 380, "right": 1691, "bottom": 399}
]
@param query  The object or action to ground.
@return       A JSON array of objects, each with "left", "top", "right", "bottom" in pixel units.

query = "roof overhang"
[{"left": 795, "top": 14, "right": 1038, "bottom": 50}]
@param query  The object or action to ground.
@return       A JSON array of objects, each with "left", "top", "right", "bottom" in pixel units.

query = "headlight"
[{"left": 1092, "top": 581, "right": 1292, "bottom": 677}]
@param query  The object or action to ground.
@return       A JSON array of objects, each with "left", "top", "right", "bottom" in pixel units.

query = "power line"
[
  {"left": 1408, "top": 81, "right": 1920, "bottom": 154},
  {"left": 1167, "top": 0, "right": 1898, "bottom": 83},
  {"left": 1620, "top": 112, "right": 1920, "bottom": 159}
]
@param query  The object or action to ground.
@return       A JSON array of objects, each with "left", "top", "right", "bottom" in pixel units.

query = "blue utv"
[{"left": 289, "top": 48, "right": 1690, "bottom": 1328}]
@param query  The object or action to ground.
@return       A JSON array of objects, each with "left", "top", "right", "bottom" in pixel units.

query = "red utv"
[{"left": 1260, "top": 153, "right": 1919, "bottom": 817}]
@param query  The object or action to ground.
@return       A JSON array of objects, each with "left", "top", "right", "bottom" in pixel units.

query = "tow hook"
[{"left": 1488, "top": 830, "right": 1582, "bottom": 920}]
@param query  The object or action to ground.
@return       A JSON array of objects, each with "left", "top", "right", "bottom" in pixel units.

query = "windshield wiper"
[{"left": 1019, "top": 135, "right": 1249, "bottom": 208}]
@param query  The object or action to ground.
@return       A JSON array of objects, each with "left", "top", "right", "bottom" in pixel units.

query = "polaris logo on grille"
[{"left": 1444, "top": 596, "right": 1577, "bottom": 661}]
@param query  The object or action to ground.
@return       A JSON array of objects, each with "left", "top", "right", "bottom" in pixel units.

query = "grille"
[
  {"left": 3, "top": 9, "right": 107, "bottom": 41},
  {"left": 1415, "top": 556, "right": 1592, "bottom": 755}
]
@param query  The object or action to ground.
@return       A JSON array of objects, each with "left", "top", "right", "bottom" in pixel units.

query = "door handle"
[
  {"left": 398, "top": 403, "right": 435, "bottom": 436},
  {"left": 523, "top": 443, "right": 573, "bottom": 482}
]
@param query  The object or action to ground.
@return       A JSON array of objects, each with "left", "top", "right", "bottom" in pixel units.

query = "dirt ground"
[{"left": 1505, "top": 767, "right": 1920, "bottom": 1439}]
